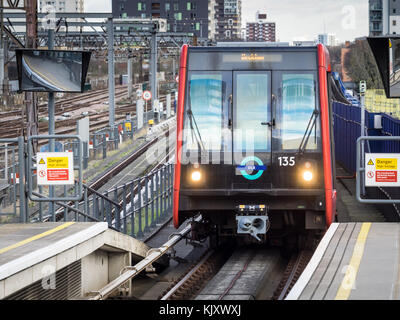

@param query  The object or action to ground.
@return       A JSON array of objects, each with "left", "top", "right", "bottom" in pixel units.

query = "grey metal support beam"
[
  {"left": 127, "top": 57, "right": 133, "bottom": 99},
  {"left": 48, "top": 28, "right": 55, "bottom": 219},
  {"left": 107, "top": 17, "right": 115, "bottom": 132},
  {"left": 150, "top": 31, "right": 157, "bottom": 114}
]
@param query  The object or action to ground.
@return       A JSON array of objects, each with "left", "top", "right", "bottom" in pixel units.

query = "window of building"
[
  {"left": 152, "top": 2, "right": 160, "bottom": 10},
  {"left": 228, "top": 19, "right": 233, "bottom": 26},
  {"left": 166, "top": 3, "right": 170, "bottom": 11},
  {"left": 138, "top": 2, "right": 146, "bottom": 11},
  {"left": 119, "top": 3, "right": 124, "bottom": 10},
  {"left": 174, "top": 2, "right": 179, "bottom": 10},
  {"left": 393, "top": 20, "right": 397, "bottom": 26},
  {"left": 190, "top": 12, "right": 197, "bottom": 19},
  {"left": 187, "top": 2, "right": 196, "bottom": 10},
  {"left": 174, "top": 12, "right": 182, "bottom": 20},
  {"left": 226, "top": 30, "right": 231, "bottom": 38}
]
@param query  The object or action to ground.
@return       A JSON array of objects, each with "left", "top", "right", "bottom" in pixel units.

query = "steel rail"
[{"left": 160, "top": 250, "right": 213, "bottom": 300}]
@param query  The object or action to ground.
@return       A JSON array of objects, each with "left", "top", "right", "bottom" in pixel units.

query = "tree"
[{"left": 343, "top": 40, "right": 383, "bottom": 90}]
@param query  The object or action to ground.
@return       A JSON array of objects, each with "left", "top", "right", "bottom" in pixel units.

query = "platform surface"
[
  {"left": 287, "top": 222, "right": 400, "bottom": 300},
  {"left": 0, "top": 222, "right": 157, "bottom": 299}
]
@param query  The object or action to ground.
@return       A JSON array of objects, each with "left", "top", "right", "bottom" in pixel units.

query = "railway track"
[
  {"left": 159, "top": 250, "right": 230, "bottom": 300},
  {"left": 0, "top": 85, "right": 135, "bottom": 139},
  {"left": 272, "top": 250, "right": 314, "bottom": 300},
  {"left": 156, "top": 234, "right": 321, "bottom": 301}
]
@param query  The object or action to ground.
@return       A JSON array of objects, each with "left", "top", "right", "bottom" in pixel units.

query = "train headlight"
[
  {"left": 191, "top": 170, "right": 202, "bottom": 182},
  {"left": 303, "top": 170, "right": 313, "bottom": 182}
]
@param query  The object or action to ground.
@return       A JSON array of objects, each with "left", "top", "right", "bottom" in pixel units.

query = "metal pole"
[
  {"left": 127, "top": 57, "right": 133, "bottom": 99},
  {"left": 0, "top": 0, "right": 4, "bottom": 96},
  {"left": 18, "top": 136, "right": 26, "bottom": 222},
  {"left": 360, "top": 94, "right": 365, "bottom": 196},
  {"left": 25, "top": 0, "right": 38, "bottom": 144},
  {"left": 48, "top": 28, "right": 55, "bottom": 219},
  {"left": 107, "top": 18, "right": 115, "bottom": 133},
  {"left": 150, "top": 31, "right": 157, "bottom": 117}
]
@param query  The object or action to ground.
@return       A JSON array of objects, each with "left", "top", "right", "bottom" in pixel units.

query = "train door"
[{"left": 232, "top": 71, "right": 273, "bottom": 189}]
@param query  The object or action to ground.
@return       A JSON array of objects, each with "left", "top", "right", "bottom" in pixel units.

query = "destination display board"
[{"left": 365, "top": 153, "right": 400, "bottom": 186}]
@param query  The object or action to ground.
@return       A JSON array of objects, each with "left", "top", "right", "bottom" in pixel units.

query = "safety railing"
[
  {"left": 356, "top": 136, "right": 400, "bottom": 204},
  {"left": 33, "top": 163, "right": 174, "bottom": 240},
  {"left": 0, "top": 137, "right": 27, "bottom": 223}
]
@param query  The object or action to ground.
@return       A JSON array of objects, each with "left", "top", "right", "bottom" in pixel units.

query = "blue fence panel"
[{"left": 333, "top": 101, "right": 400, "bottom": 174}]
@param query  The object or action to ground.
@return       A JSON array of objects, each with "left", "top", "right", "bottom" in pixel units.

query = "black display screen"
[{"left": 16, "top": 49, "right": 91, "bottom": 93}]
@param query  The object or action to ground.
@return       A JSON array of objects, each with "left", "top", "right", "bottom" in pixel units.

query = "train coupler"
[{"left": 235, "top": 205, "right": 269, "bottom": 242}]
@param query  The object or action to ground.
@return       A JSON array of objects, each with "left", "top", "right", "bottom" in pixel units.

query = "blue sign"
[{"left": 237, "top": 156, "right": 266, "bottom": 181}]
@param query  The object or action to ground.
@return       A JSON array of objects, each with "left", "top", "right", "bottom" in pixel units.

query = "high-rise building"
[
  {"left": 112, "top": 0, "right": 216, "bottom": 39},
  {"left": 39, "top": 0, "right": 84, "bottom": 32},
  {"left": 214, "top": 0, "right": 242, "bottom": 41},
  {"left": 317, "top": 33, "right": 338, "bottom": 46},
  {"left": 40, "top": 0, "right": 84, "bottom": 13},
  {"left": 369, "top": 0, "right": 400, "bottom": 35},
  {"left": 245, "top": 12, "right": 275, "bottom": 42}
]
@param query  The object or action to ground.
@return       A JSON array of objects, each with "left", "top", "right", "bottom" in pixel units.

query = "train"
[{"left": 173, "top": 44, "right": 336, "bottom": 246}]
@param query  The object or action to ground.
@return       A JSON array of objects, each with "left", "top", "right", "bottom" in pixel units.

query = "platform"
[
  {"left": 0, "top": 222, "right": 162, "bottom": 299},
  {"left": 287, "top": 222, "right": 400, "bottom": 300}
]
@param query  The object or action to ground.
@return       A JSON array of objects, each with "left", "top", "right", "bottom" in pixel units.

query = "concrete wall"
[{"left": 81, "top": 249, "right": 132, "bottom": 297}]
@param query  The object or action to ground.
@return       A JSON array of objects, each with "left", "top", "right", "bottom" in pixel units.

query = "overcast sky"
[{"left": 84, "top": 0, "right": 368, "bottom": 43}]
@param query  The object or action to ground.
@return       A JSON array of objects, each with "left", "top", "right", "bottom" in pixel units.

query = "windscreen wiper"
[
  {"left": 187, "top": 108, "right": 206, "bottom": 154},
  {"left": 296, "top": 109, "right": 319, "bottom": 155}
]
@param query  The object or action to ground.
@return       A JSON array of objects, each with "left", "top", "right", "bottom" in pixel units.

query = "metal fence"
[
  {"left": 333, "top": 101, "right": 400, "bottom": 173},
  {"left": 0, "top": 133, "right": 173, "bottom": 239},
  {"left": 0, "top": 137, "right": 27, "bottom": 223},
  {"left": 36, "top": 163, "right": 174, "bottom": 240},
  {"left": 333, "top": 101, "right": 400, "bottom": 215}
]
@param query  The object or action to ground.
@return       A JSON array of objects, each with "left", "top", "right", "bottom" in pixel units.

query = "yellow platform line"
[
  {"left": 335, "top": 222, "right": 371, "bottom": 300},
  {"left": 0, "top": 222, "right": 75, "bottom": 255}
]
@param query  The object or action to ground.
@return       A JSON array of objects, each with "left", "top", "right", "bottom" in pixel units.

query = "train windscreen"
[{"left": 277, "top": 73, "right": 319, "bottom": 151}]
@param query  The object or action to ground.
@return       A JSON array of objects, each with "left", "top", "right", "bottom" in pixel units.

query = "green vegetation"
[{"left": 343, "top": 40, "right": 383, "bottom": 90}]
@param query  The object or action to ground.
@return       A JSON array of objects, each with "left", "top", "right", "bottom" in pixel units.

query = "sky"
[{"left": 84, "top": 0, "right": 369, "bottom": 43}]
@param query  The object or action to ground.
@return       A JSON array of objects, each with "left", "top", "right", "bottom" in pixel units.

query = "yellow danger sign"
[
  {"left": 39, "top": 158, "right": 46, "bottom": 165},
  {"left": 47, "top": 157, "right": 69, "bottom": 169},
  {"left": 125, "top": 122, "right": 132, "bottom": 131},
  {"left": 367, "top": 159, "right": 374, "bottom": 166},
  {"left": 376, "top": 158, "right": 397, "bottom": 170}
]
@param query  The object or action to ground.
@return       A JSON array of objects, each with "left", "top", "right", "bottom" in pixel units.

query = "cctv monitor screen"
[{"left": 16, "top": 49, "right": 91, "bottom": 93}]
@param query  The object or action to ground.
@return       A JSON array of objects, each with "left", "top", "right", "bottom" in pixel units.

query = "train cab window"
[
  {"left": 184, "top": 73, "right": 230, "bottom": 152},
  {"left": 234, "top": 72, "right": 271, "bottom": 152},
  {"left": 276, "top": 73, "right": 320, "bottom": 151}
]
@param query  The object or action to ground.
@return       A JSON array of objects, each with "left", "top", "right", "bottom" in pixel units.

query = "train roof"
[{"left": 187, "top": 45, "right": 319, "bottom": 53}]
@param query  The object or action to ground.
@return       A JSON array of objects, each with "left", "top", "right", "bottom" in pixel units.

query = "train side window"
[{"left": 276, "top": 73, "right": 321, "bottom": 151}]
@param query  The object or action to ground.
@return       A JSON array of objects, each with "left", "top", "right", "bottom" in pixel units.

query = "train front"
[{"left": 174, "top": 45, "right": 335, "bottom": 244}]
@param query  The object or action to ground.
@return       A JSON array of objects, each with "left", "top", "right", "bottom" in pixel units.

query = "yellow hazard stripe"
[
  {"left": 335, "top": 222, "right": 371, "bottom": 300},
  {"left": 0, "top": 222, "right": 75, "bottom": 255}
]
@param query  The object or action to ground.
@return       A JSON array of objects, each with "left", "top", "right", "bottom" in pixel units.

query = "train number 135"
[{"left": 278, "top": 157, "right": 295, "bottom": 167}]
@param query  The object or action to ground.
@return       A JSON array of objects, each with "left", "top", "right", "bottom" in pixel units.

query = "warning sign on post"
[
  {"left": 37, "top": 152, "right": 74, "bottom": 186},
  {"left": 365, "top": 153, "right": 400, "bottom": 186}
]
